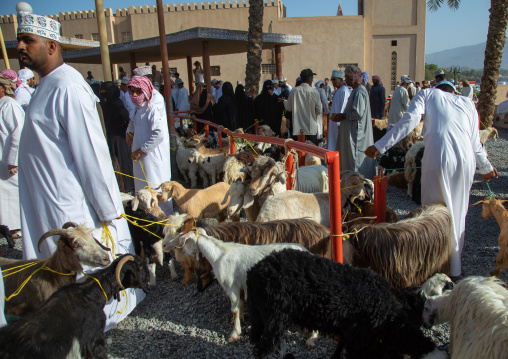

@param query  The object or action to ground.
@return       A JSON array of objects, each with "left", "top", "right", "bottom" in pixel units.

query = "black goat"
[
  {"left": 411, "top": 147, "right": 425, "bottom": 204},
  {"left": 377, "top": 147, "right": 408, "bottom": 174},
  {"left": 373, "top": 126, "right": 387, "bottom": 143},
  {"left": 0, "top": 225, "right": 15, "bottom": 248},
  {"left": 247, "top": 249, "right": 447, "bottom": 359},
  {"left": 0, "top": 254, "right": 149, "bottom": 359}
]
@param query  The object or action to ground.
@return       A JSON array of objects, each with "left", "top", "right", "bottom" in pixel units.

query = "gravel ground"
[{"left": 1, "top": 128, "right": 507, "bottom": 359}]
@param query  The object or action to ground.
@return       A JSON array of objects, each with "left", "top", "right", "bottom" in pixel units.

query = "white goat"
[
  {"left": 404, "top": 141, "right": 425, "bottom": 197},
  {"left": 190, "top": 151, "right": 226, "bottom": 186},
  {"left": 294, "top": 165, "right": 328, "bottom": 193},
  {"left": 178, "top": 227, "right": 307, "bottom": 342},
  {"left": 176, "top": 144, "right": 202, "bottom": 188},
  {"left": 423, "top": 276, "right": 508, "bottom": 359}
]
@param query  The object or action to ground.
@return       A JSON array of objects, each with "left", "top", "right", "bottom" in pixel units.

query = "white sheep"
[
  {"left": 189, "top": 151, "right": 226, "bottom": 185},
  {"left": 423, "top": 276, "right": 508, "bottom": 359},
  {"left": 404, "top": 140, "right": 425, "bottom": 197},
  {"left": 177, "top": 227, "right": 307, "bottom": 342}
]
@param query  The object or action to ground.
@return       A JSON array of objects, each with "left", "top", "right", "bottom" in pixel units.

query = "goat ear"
[
  {"left": 132, "top": 198, "right": 140, "bottom": 211},
  {"left": 181, "top": 217, "right": 195, "bottom": 234},
  {"left": 151, "top": 197, "right": 158, "bottom": 208},
  {"left": 243, "top": 191, "right": 255, "bottom": 209},
  {"left": 469, "top": 199, "right": 487, "bottom": 207},
  {"left": 221, "top": 188, "right": 230, "bottom": 206}
]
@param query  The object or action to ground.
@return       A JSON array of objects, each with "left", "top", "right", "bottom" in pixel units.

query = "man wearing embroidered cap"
[
  {"left": 16, "top": 69, "right": 35, "bottom": 110},
  {"left": 365, "top": 81, "right": 498, "bottom": 280},
  {"left": 387, "top": 75, "right": 412, "bottom": 130},
  {"left": 172, "top": 78, "right": 190, "bottom": 112},
  {"left": 15, "top": 2, "right": 143, "bottom": 330},
  {"left": 327, "top": 69, "right": 350, "bottom": 151}
]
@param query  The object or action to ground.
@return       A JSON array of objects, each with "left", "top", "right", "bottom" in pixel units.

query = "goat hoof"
[{"left": 228, "top": 334, "right": 240, "bottom": 343}]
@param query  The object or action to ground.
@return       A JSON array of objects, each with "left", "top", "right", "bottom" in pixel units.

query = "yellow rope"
[
  {"left": 121, "top": 214, "right": 164, "bottom": 239},
  {"left": 114, "top": 170, "right": 160, "bottom": 188},
  {"left": 82, "top": 272, "right": 108, "bottom": 301},
  {"left": 117, "top": 291, "right": 128, "bottom": 314},
  {"left": 4, "top": 263, "right": 47, "bottom": 301},
  {"left": 330, "top": 227, "right": 367, "bottom": 241},
  {"left": 2, "top": 261, "right": 42, "bottom": 276}
]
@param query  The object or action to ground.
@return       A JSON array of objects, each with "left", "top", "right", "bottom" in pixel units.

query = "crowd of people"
[{"left": 0, "top": 5, "right": 500, "bottom": 334}]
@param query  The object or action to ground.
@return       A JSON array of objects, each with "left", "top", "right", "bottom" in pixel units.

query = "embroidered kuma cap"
[
  {"left": 133, "top": 66, "right": 151, "bottom": 77},
  {"left": 16, "top": 2, "right": 61, "bottom": 43}
]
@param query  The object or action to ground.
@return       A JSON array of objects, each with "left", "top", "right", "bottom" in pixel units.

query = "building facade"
[{"left": 0, "top": 0, "right": 426, "bottom": 93}]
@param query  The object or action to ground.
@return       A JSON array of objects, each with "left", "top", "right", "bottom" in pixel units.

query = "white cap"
[
  {"left": 331, "top": 70, "right": 344, "bottom": 79},
  {"left": 211, "top": 79, "right": 218, "bottom": 85},
  {"left": 16, "top": 3, "right": 61, "bottom": 43},
  {"left": 18, "top": 68, "right": 34, "bottom": 81},
  {"left": 401, "top": 75, "right": 412, "bottom": 84},
  {"left": 434, "top": 69, "right": 445, "bottom": 77},
  {"left": 133, "top": 66, "right": 151, "bottom": 77},
  {"left": 121, "top": 76, "right": 130, "bottom": 85}
]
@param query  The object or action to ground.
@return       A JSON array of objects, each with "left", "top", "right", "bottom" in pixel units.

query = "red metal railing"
[{"left": 174, "top": 114, "right": 345, "bottom": 263}]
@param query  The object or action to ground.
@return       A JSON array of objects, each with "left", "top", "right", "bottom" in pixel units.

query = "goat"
[
  {"left": 344, "top": 200, "right": 399, "bottom": 223},
  {"left": 256, "top": 124, "right": 276, "bottom": 137},
  {"left": 343, "top": 202, "right": 452, "bottom": 289},
  {"left": 294, "top": 165, "right": 328, "bottom": 193},
  {"left": 470, "top": 197, "right": 508, "bottom": 276},
  {"left": 222, "top": 150, "right": 258, "bottom": 185},
  {"left": 479, "top": 126, "right": 499, "bottom": 146},
  {"left": 377, "top": 146, "right": 408, "bottom": 174},
  {"left": 387, "top": 170, "right": 408, "bottom": 189},
  {"left": 158, "top": 181, "right": 230, "bottom": 222},
  {"left": 176, "top": 143, "right": 202, "bottom": 188},
  {"left": 0, "top": 222, "right": 111, "bottom": 316},
  {"left": 184, "top": 133, "right": 229, "bottom": 156},
  {"left": 178, "top": 227, "right": 307, "bottom": 342},
  {"left": 423, "top": 276, "right": 508, "bottom": 359},
  {"left": 132, "top": 188, "right": 166, "bottom": 220},
  {"left": 404, "top": 140, "right": 425, "bottom": 197},
  {"left": 247, "top": 248, "right": 447, "bottom": 359},
  {"left": 248, "top": 156, "right": 287, "bottom": 197},
  {"left": 411, "top": 146, "right": 425, "bottom": 204},
  {"left": 124, "top": 201, "right": 167, "bottom": 286},
  {"left": 0, "top": 225, "right": 15, "bottom": 248},
  {"left": 189, "top": 151, "right": 226, "bottom": 185},
  {"left": 0, "top": 255, "right": 149, "bottom": 359}
]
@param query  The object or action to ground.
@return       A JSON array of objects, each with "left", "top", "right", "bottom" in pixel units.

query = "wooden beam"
[
  {"left": 129, "top": 52, "right": 136, "bottom": 77},
  {"left": 95, "top": 0, "right": 112, "bottom": 81},
  {"left": 275, "top": 45, "right": 282, "bottom": 79},
  {"left": 187, "top": 55, "right": 194, "bottom": 94},
  {"left": 202, "top": 40, "right": 211, "bottom": 91}
]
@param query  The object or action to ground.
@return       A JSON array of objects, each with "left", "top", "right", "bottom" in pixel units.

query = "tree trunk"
[
  {"left": 478, "top": 0, "right": 508, "bottom": 127},
  {"left": 245, "top": 0, "right": 264, "bottom": 98}
]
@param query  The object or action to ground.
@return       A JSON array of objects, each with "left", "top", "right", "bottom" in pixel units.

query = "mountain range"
[{"left": 425, "top": 42, "right": 508, "bottom": 70}]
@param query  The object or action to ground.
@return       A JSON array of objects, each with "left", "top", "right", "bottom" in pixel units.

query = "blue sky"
[{"left": 0, "top": 0, "right": 499, "bottom": 54}]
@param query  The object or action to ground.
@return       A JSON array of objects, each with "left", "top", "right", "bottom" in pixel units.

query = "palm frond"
[{"left": 427, "top": 0, "right": 461, "bottom": 12}]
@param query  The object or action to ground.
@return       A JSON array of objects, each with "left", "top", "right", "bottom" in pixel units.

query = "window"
[
  {"left": 211, "top": 66, "right": 221, "bottom": 76},
  {"left": 121, "top": 32, "right": 132, "bottom": 42},
  {"left": 391, "top": 51, "right": 397, "bottom": 91},
  {"left": 74, "top": 34, "right": 83, "bottom": 39},
  {"left": 92, "top": 33, "right": 100, "bottom": 41},
  {"left": 169, "top": 67, "right": 178, "bottom": 75},
  {"left": 338, "top": 63, "right": 358, "bottom": 71},
  {"left": 261, "top": 63, "right": 276, "bottom": 75},
  {"left": 391, "top": 40, "right": 397, "bottom": 46}
]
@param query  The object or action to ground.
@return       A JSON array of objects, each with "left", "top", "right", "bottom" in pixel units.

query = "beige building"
[{"left": 0, "top": 0, "right": 426, "bottom": 93}]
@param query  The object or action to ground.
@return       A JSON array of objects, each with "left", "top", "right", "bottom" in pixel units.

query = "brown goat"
[
  {"left": 345, "top": 201, "right": 399, "bottom": 223},
  {"left": 183, "top": 134, "right": 229, "bottom": 155},
  {"left": 0, "top": 223, "right": 111, "bottom": 316},
  {"left": 470, "top": 197, "right": 508, "bottom": 276},
  {"left": 342, "top": 202, "right": 452, "bottom": 290}
]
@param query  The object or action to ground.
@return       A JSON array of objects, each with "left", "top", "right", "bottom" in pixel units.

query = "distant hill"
[{"left": 426, "top": 42, "right": 508, "bottom": 70}]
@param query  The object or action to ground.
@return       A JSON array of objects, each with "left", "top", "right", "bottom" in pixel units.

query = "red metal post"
[
  {"left": 254, "top": 121, "right": 259, "bottom": 135},
  {"left": 218, "top": 131, "right": 222, "bottom": 148},
  {"left": 373, "top": 167, "right": 387, "bottom": 223},
  {"left": 180, "top": 118, "right": 183, "bottom": 128},
  {"left": 230, "top": 136, "right": 236, "bottom": 154},
  {"left": 285, "top": 148, "right": 294, "bottom": 191},
  {"left": 193, "top": 120, "right": 197, "bottom": 133},
  {"left": 298, "top": 130, "right": 306, "bottom": 166},
  {"left": 205, "top": 124, "right": 209, "bottom": 138},
  {"left": 326, "top": 151, "right": 343, "bottom": 263}
]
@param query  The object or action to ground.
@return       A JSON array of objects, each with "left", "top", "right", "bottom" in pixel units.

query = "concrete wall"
[{"left": 0, "top": 0, "right": 426, "bottom": 91}]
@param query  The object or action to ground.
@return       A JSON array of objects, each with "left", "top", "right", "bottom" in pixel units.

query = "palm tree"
[
  {"left": 428, "top": 0, "right": 508, "bottom": 126},
  {"left": 245, "top": 0, "right": 264, "bottom": 97}
]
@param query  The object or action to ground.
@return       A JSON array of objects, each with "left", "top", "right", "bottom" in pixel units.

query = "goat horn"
[
  {"left": 94, "top": 237, "right": 111, "bottom": 252},
  {"left": 469, "top": 200, "right": 486, "bottom": 207},
  {"left": 115, "top": 255, "right": 135, "bottom": 291},
  {"left": 62, "top": 222, "right": 78, "bottom": 229},
  {"left": 38, "top": 229, "right": 67, "bottom": 253}
]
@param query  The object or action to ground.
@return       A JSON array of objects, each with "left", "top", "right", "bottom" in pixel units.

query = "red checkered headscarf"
[
  {"left": 0, "top": 69, "right": 22, "bottom": 86},
  {"left": 127, "top": 75, "right": 154, "bottom": 103},
  {"left": 345, "top": 65, "right": 364, "bottom": 86}
]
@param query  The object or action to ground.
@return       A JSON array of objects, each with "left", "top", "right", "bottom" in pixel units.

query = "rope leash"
[
  {"left": 82, "top": 272, "right": 108, "bottom": 301},
  {"left": 485, "top": 181, "right": 495, "bottom": 199},
  {"left": 114, "top": 170, "right": 160, "bottom": 188},
  {"left": 330, "top": 227, "right": 367, "bottom": 241}
]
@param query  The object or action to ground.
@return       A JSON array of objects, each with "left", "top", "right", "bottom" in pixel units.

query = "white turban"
[{"left": 18, "top": 68, "right": 34, "bottom": 84}]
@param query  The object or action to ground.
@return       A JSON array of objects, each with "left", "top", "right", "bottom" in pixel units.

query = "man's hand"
[
  {"left": 482, "top": 168, "right": 498, "bottom": 183},
  {"left": 8, "top": 165, "right": 18, "bottom": 175},
  {"left": 330, "top": 113, "right": 345, "bottom": 122},
  {"left": 131, "top": 148, "right": 144, "bottom": 161},
  {"left": 364, "top": 145, "right": 380, "bottom": 159},
  {"left": 125, "top": 132, "right": 134, "bottom": 146}
]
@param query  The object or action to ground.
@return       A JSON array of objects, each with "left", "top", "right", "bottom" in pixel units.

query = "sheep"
[
  {"left": 189, "top": 151, "right": 226, "bottom": 185},
  {"left": 0, "top": 222, "right": 111, "bottom": 316},
  {"left": 158, "top": 181, "right": 230, "bottom": 222},
  {"left": 222, "top": 150, "right": 258, "bottom": 185},
  {"left": 479, "top": 126, "right": 499, "bottom": 146},
  {"left": 470, "top": 197, "right": 508, "bottom": 276},
  {"left": 246, "top": 248, "right": 448, "bottom": 359},
  {"left": 342, "top": 202, "right": 452, "bottom": 289},
  {"left": 377, "top": 146, "right": 408, "bottom": 174},
  {"left": 0, "top": 254, "right": 149, "bottom": 359},
  {"left": 177, "top": 227, "right": 308, "bottom": 342},
  {"left": 404, "top": 140, "right": 425, "bottom": 197},
  {"left": 423, "top": 276, "right": 508, "bottom": 359}
]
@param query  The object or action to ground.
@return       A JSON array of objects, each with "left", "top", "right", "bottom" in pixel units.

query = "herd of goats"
[{"left": 0, "top": 121, "right": 506, "bottom": 359}]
